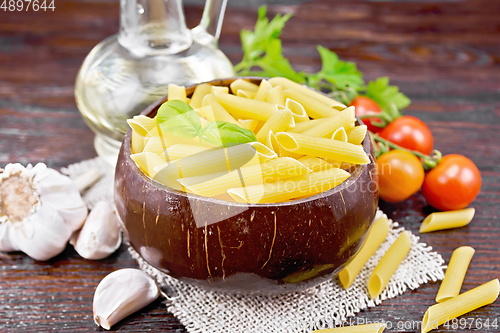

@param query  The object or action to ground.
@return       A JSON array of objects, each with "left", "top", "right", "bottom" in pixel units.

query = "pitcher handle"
[{"left": 192, "top": 0, "right": 228, "bottom": 44}]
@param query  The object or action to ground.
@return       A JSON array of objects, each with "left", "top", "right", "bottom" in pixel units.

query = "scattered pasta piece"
[
  {"left": 368, "top": 231, "right": 411, "bottom": 299},
  {"left": 419, "top": 208, "right": 475, "bottom": 233},
  {"left": 421, "top": 279, "right": 499, "bottom": 333},
  {"left": 339, "top": 216, "right": 390, "bottom": 289},
  {"left": 436, "top": 246, "right": 475, "bottom": 303}
]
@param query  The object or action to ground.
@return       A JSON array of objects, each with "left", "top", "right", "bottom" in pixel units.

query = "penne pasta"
[
  {"left": 213, "top": 90, "right": 279, "bottom": 122},
  {"left": 339, "top": 216, "right": 390, "bottom": 289},
  {"left": 268, "top": 77, "right": 346, "bottom": 110},
  {"left": 142, "top": 135, "right": 169, "bottom": 156},
  {"left": 238, "top": 119, "right": 261, "bottom": 132},
  {"left": 189, "top": 83, "right": 212, "bottom": 109},
  {"left": 211, "top": 86, "right": 229, "bottom": 94},
  {"left": 419, "top": 208, "right": 475, "bottom": 233},
  {"left": 288, "top": 118, "right": 323, "bottom": 133},
  {"left": 421, "top": 279, "right": 499, "bottom": 333},
  {"left": 283, "top": 88, "right": 340, "bottom": 119},
  {"left": 256, "top": 108, "right": 294, "bottom": 143},
  {"left": 297, "top": 156, "right": 334, "bottom": 172},
  {"left": 285, "top": 98, "right": 309, "bottom": 123},
  {"left": 167, "top": 83, "right": 187, "bottom": 102},
  {"left": 332, "top": 127, "right": 348, "bottom": 142},
  {"left": 253, "top": 79, "right": 273, "bottom": 101},
  {"left": 227, "top": 168, "right": 350, "bottom": 203},
  {"left": 130, "top": 152, "right": 167, "bottom": 178},
  {"left": 275, "top": 132, "right": 370, "bottom": 164},
  {"left": 230, "top": 78, "right": 259, "bottom": 94},
  {"left": 127, "top": 118, "right": 156, "bottom": 137},
  {"left": 313, "top": 323, "right": 386, "bottom": 333},
  {"left": 178, "top": 157, "right": 311, "bottom": 197},
  {"left": 131, "top": 130, "right": 149, "bottom": 154},
  {"left": 301, "top": 106, "right": 355, "bottom": 138},
  {"left": 265, "top": 85, "right": 285, "bottom": 105},
  {"left": 236, "top": 89, "right": 255, "bottom": 99},
  {"left": 163, "top": 144, "right": 211, "bottom": 161},
  {"left": 201, "top": 94, "right": 239, "bottom": 124},
  {"left": 368, "top": 231, "right": 411, "bottom": 299},
  {"left": 347, "top": 125, "right": 367, "bottom": 145},
  {"left": 436, "top": 246, "right": 475, "bottom": 303}
]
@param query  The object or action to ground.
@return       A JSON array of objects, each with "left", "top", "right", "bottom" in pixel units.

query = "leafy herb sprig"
[
  {"left": 234, "top": 6, "right": 411, "bottom": 114},
  {"left": 156, "top": 100, "right": 256, "bottom": 148}
]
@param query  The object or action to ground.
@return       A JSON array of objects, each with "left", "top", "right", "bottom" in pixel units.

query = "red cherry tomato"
[
  {"left": 350, "top": 96, "right": 384, "bottom": 134},
  {"left": 376, "top": 150, "right": 425, "bottom": 202},
  {"left": 379, "top": 115, "right": 433, "bottom": 155},
  {"left": 422, "top": 154, "right": 481, "bottom": 211}
]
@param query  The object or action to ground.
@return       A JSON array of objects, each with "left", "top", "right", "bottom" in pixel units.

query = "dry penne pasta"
[
  {"left": 275, "top": 132, "right": 370, "bottom": 164},
  {"left": 301, "top": 106, "right": 355, "bottom": 138},
  {"left": 421, "top": 279, "right": 499, "bottom": 333},
  {"left": 368, "top": 231, "right": 411, "bottom": 299},
  {"left": 201, "top": 94, "right": 239, "bottom": 124},
  {"left": 131, "top": 130, "right": 149, "bottom": 154},
  {"left": 211, "top": 85, "right": 229, "bottom": 94},
  {"left": 178, "top": 157, "right": 311, "bottom": 197},
  {"left": 332, "top": 127, "right": 348, "bottom": 142},
  {"left": 313, "top": 323, "right": 386, "bottom": 333},
  {"left": 142, "top": 136, "right": 169, "bottom": 156},
  {"left": 189, "top": 83, "right": 212, "bottom": 109},
  {"left": 283, "top": 88, "right": 340, "bottom": 119},
  {"left": 436, "top": 246, "right": 475, "bottom": 303},
  {"left": 213, "top": 90, "right": 279, "bottom": 121},
  {"left": 163, "top": 144, "right": 211, "bottom": 161},
  {"left": 256, "top": 108, "right": 294, "bottom": 143},
  {"left": 285, "top": 98, "right": 309, "bottom": 122},
  {"left": 238, "top": 119, "right": 261, "bottom": 132},
  {"left": 268, "top": 77, "right": 346, "bottom": 110},
  {"left": 288, "top": 118, "right": 322, "bottom": 133},
  {"left": 265, "top": 85, "right": 285, "bottom": 105},
  {"left": 130, "top": 152, "right": 167, "bottom": 178},
  {"left": 127, "top": 118, "right": 155, "bottom": 137},
  {"left": 167, "top": 83, "right": 187, "bottom": 102},
  {"left": 253, "top": 79, "right": 273, "bottom": 101},
  {"left": 419, "top": 208, "right": 475, "bottom": 233},
  {"left": 297, "top": 156, "right": 334, "bottom": 172},
  {"left": 230, "top": 78, "right": 259, "bottom": 94},
  {"left": 347, "top": 125, "right": 367, "bottom": 145},
  {"left": 227, "top": 168, "right": 350, "bottom": 203},
  {"left": 339, "top": 216, "right": 390, "bottom": 289},
  {"left": 236, "top": 89, "right": 255, "bottom": 99}
]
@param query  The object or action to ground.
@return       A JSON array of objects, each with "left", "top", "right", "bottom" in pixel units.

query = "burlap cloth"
[{"left": 62, "top": 157, "right": 445, "bottom": 333}]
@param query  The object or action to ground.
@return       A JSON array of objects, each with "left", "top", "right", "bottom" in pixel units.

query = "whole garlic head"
[
  {"left": 93, "top": 268, "right": 160, "bottom": 330},
  {"left": 0, "top": 163, "right": 88, "bottom": 261},
  {"left": 70, "top": 200, "right": 122, "bottom": 260}
]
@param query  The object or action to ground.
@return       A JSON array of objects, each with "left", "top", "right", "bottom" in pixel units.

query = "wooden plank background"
[{"left": 1, "top": 0, "right": 499, "bottom": 332}]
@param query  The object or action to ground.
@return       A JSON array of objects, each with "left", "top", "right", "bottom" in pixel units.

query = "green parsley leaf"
[
  {"left": 307, "top": 46, "right": 364, "bottom": 92},
  {"left": 365, "top": 77, "right": 411, "bottom": 112},
  {"left": 156, "top": 100, "right": 202, "bottom": 139},
  {"left": 255, "top": 39, "right": 306, "bottom": 83},
  {"left": 201, "top": 121, "right": 257, "bottom": 148}
]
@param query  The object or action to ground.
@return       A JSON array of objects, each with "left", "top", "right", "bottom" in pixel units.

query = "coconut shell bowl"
[{"left": 114, "top": 78, "right": 378, "bottom": 295}]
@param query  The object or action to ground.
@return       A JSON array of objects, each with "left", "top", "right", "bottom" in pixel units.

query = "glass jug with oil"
[{"left": 75, "top": 0, "right": 234, "bottom": 165}]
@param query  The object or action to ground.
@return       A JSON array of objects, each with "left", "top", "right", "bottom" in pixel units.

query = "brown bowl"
[{"left": 115, "top": 78, "right": 378, "bottom": 294}]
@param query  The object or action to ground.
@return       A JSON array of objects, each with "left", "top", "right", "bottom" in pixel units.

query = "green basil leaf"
[
  {"left": 156, "top": 100, "right": 202, "bottom": 139},
  {"left": 201, "top": 121, "right": 257, "bottom": 148}
]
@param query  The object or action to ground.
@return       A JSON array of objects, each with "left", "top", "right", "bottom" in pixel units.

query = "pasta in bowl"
[{"left": 114, "top": 77, "right": 378, "bottom": 294}]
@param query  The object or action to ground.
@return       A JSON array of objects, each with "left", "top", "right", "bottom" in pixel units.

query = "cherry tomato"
[
  {"left": 350, "top": 96, "right": 384, "bottom": 134},
  {"left": 379, "top": 115, "right": 433, "bottom": 155},
  {"left": 376, "top": 150, "right": 425, "bottom": 202},
  {"left": 421, "top": 154, "right": 481, "bottom": 211}
]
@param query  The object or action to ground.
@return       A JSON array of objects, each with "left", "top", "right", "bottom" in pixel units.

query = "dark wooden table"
[{"left": 1, "top": 0, "right": 499, "bottom": 332}]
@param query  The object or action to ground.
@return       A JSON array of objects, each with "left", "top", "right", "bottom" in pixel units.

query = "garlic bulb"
[
  {"left": 70, "top": 200, "right": 122, "bottom": 260},
  {"left": 0, "top": 163, "right": 88, "bottom": 261},
  {"left": 93, "top": 268, "right": 160, "bottom": 330}
]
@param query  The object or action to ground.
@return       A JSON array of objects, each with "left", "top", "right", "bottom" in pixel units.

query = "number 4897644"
[{"left": 1, "top": 0, "right": 55, "bottom": 11}]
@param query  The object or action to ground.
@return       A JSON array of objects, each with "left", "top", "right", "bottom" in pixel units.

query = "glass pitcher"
[{"left": 75, "top": 0, "right": 235, "bottom": 166}]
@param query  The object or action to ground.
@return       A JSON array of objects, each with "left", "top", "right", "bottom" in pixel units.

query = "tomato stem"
[{"left": 370, "top": 133, "right": 442, "bottom": 170}]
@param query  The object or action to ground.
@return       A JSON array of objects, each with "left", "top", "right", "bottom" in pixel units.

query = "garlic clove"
[
  {"left": 70, "top": 201, "right": 122, "bottom": 260},
  {"left": 93, "top": 268, "right": 160, "bottom": 330}
]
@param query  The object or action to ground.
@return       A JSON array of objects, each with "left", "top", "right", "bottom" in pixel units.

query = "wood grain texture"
[{"left": 1, "top": 0, "right": 499, "bottom": 332}]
